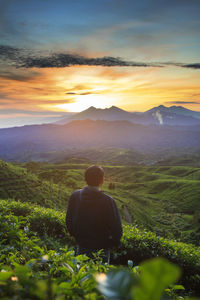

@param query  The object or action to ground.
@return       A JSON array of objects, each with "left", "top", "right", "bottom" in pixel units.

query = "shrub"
[{"left": 1, "top": 199, "right": 200, "bottom": 296}]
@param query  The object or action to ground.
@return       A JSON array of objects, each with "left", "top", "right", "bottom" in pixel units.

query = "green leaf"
[
  {"left": 0, "top": 271, "right": 13, "bottom": 282},
  {"left": 96, "top": 269, "right": 138, "bottom": 300},
  {"left": 172, "top": 285, "right": 185, "bottom": 291},
  {"left": 15, "top": 265, "right": 30, "bottom": 283},
  {"left": 133, "top": 258, "right": 181, "bottom": 300}
]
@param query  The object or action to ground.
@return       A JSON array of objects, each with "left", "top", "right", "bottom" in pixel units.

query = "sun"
[{"left": 56, "top": 94, "right": 115, "bottom": 112}]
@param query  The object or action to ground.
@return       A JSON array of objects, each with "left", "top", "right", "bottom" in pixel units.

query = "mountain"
[
  {"left": 0, "top": 119, "right": 200, "bottom": 161},
  {"left": 143, "top": 105, "right": 200, "bottom": 126},
  {"left": 148, "top": 105, "right": 200, "bottom": 119},
  {"left": 55, "top": 105, "right": 200, "bottom": 126},
  {"left": 55, "top": 105, "right": 134, "bottom": 124}
]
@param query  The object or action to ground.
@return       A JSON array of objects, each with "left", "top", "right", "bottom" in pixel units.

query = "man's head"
[{"left": 85, "top": 165, "right": 104, "bottom": 187}]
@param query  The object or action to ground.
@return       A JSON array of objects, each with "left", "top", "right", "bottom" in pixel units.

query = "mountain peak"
[
  {"left": 109, "top": 105, "right": 124, "bottom": 111},
  {"left": 146, "top": 105, "right": 168, "bottom": 113},
  {"left": 157, "top": 105, "right": 166, "bottom": 109},
  {"left": 86, "top": 106, "right": 97, "bottom": 111}
]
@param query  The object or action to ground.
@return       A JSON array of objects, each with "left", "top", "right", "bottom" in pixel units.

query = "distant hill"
[
  {"left": 0, "top": 119, "right": 200, "bottom": 161},
  {"left": 56, "top": 105, "right": 200, "bottom": 126}
]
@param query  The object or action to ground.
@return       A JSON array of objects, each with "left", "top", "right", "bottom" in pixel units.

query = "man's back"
[{"left": 66, "top": 185, "right": 122, "bottom": 250}]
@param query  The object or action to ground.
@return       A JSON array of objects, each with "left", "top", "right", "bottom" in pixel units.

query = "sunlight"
[{"left": 56, "top": 94, "right": 115, "bottom": 112}]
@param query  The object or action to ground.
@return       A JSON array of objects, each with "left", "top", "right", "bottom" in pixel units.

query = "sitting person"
[{"left": 66, "top": 165, "right": 122, "bottom": 263}]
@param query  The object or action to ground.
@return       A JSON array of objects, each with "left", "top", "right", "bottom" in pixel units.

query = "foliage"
[
  {"left": 0, "top": 207, "right": 199, "bottom": 299},
  {"left": 1, "top": 199, "right": 200, "bottom": 296}
]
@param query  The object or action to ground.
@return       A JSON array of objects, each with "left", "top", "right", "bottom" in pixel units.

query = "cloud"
[
  {"left": 65, "top": 91, "right": 95, "bottom": 96},
  {"left": 0, "top": 108, "right": 70, "bottom": 116},
  {"left": 0, "top": 45, "right": 20, "bottom": 60},
  {"left": 80, "top": 92, "right": 94, "bottom": 95},
  {"left": 0, "top": 70, "right": 40, "bottom": 82},
  {"left": 165, "top": 101, "right": 200, "bottom": 105},
  {"left": 20, "top": 53, "right": 159, "bottom": 68},
  {"left": 0, "top": 45, "right": 200, "bottom": 70},
  {"left": 0, "top": 98, "right": 74, "bottom": 106},
  {"left": 0, "top": 45, "right": 161, "bottom": 68},
  {"left": 182, "top": 63, "right": 200, "bottom": 69}
]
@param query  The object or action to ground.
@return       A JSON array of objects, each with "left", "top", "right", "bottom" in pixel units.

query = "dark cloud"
[
  {"left": 0, "top": 45, "right": 200, "bottom": 70},
  {"left": 165, "top": 101, "right": 200, "bottom": 105},
  {"left": 0, "top": 45, "right": 21, "bottom": 64},
  {"left": 182, "top": 63, "right": 200, "bottom": 69},
  {"left": 0, "top": 45, "right": 161, "bottom": 68},
  {"left": 65, "top": 92, "right": 76, "bottom": 95},
  {"left": 20, "top": 53, "right": 159, "bottom": 68}
]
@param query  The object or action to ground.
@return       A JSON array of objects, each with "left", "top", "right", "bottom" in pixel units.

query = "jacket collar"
[{"left": 84, "top": 185, "right": 100, "bottom": 192}]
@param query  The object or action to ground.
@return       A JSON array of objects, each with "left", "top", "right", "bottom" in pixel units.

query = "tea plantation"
[
  {"left": 0, "top": 199, "right": 200, "bottom": 299},
  {"left": 0, "top": 159, "right": 200, "bottom": 299},
  {"left": 1, "top": 160, "right": 200, "bottom": 245}
]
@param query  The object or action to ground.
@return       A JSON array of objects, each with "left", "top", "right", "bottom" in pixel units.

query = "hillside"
[
  {"left": 0, "top": 160, "right": 69, "bottom": 209},
  {"left": 0, "top": 159, "right": 199, "bottom": 244},
  {"left": 1, "top": 159, "right": 198, "bottom": 245}
]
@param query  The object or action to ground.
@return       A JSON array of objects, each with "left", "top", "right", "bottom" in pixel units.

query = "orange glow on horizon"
[{"left": 0, "top": 66, "right": 199, "bottom": 116}]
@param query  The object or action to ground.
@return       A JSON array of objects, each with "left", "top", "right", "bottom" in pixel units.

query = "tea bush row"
[
  {"left": 0, "top": 199, "right": 200, "bottom": 295},
  {"left": 0, "top": 206, "right": 199, "bottom": 299}
]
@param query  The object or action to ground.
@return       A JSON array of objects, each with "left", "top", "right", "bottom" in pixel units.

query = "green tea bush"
[
  {"left": 1, "top": 199, "right": 200, "bottom": 296},
  {"left": 115, "top": 226, "right": 200, "bottom": 294},
  {"left": 0, "top": 206, "right": 199, "bottom": 299}
]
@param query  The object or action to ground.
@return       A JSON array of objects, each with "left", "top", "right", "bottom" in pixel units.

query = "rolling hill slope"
[{"left": 0, "top": 160, "right": 69, "bottom": 209}]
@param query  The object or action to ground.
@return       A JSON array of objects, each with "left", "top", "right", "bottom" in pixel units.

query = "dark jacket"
[{"left": 66, "top": 186, "right": 122, "bottom": 249}]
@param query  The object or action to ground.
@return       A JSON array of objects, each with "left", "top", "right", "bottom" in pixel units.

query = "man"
[{"left": 66, "top": 165, "right": 122, "bottom": 263}]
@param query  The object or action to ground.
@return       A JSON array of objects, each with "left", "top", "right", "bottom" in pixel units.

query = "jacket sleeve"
[
  {"left": 108, "top": 198, "right": 123, "bottom": 247},
  {"left": 66, "top": 193, "right": 76, "bottom": 237}
]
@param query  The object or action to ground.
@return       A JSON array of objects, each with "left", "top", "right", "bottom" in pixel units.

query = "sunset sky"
[{"left": 0, "top": 0, "right": 200, "bottom": 127}]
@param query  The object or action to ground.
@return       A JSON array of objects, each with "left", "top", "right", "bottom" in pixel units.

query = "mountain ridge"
[
  {"left": 55, "top": 104, "right": 200, "bottom": 126},
  {"left": 0, "top": 119, "right": 200, "bottom": 161}
]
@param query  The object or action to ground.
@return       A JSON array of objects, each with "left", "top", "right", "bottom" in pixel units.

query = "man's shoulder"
[
  {"left": 101, "top": 191, "right": 114, "bottom": 203},
  {"left": 70, "top": 189, "right": 81, "bottom": 199},
  {"left": 70, "top": 188, "right": 114, "bottom": 203}
]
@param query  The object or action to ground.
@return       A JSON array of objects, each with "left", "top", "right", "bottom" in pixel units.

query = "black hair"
[{"left": 85, "top": 165, "right": 104, "bottom": 186}]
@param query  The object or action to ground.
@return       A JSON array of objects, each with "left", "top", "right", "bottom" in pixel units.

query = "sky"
[{"left": 0, "top": 0, "right": 200, "bottom": 127}]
